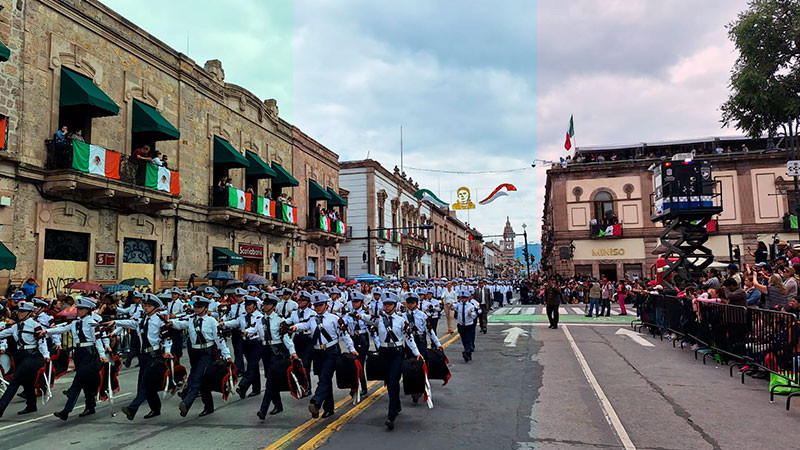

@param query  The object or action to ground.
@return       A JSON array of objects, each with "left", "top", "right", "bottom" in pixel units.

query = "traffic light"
[{"left": 468, "top": 235, "right": 474, "bottom": 240}]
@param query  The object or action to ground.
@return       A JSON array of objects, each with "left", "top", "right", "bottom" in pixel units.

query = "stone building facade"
[
  {"left": 0, "top": 0, "right": 335, "bottom": 293},
  {"left": 429, "top": 205, "right": 485, "bottom": 278},
  {"left": 541, "top": 136, "right": 790, "bottom": 281}
]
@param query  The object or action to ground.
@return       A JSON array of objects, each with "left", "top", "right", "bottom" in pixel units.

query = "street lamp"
[{"left": 522, "top": 222, "right": 531, "bottom": 280}]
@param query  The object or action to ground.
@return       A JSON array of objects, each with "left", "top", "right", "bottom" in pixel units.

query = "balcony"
[
  {"left": 43, "top": 140, "right": 179, "bottom": 211},
  {"left": 305, "top": 216, "right": 347, "bottom": 244},
  {"left": 209, "top": 186, "right": 297, "bottom": 235},
  {"left": 589, "top": 222, "right": 623, "bottom": 239},
  {"left": 404, "top": 233, "right": 431, "bottom": 252}
]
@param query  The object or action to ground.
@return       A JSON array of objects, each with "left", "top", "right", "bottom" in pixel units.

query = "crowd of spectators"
[{"left": 557, "top": 141, "right": 772, "bottom": 167}]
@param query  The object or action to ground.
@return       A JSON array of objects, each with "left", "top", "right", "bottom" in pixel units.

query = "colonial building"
[
  {"left": 339, "top": 160, "right": 433, "bottom": 278},
  {"left": 483, "top": 241, "right": 502, "bottom": 277},
  {"left": 291, "top": 127, "right": 348, "bottom": 279},
  {"left": 0, "top": 0, "right": 340, "bottom": 293},
  {"left": 541, "top": 136, "right": 790, "bottom": 280},
  {"left": 502, "top": 217, "right": 516, "bottom": 260},
  {"left": 429, "top": 205, "right": 485, "bottom": 278}
]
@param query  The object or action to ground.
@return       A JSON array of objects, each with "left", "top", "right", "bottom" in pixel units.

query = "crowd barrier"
[{"left": 631, "top": 293, "right": 800, "bottom": 410}]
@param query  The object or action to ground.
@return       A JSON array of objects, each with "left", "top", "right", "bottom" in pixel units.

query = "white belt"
[
  {"left": 142, "top": 346, "right": 159, "bottom": 354},
  {"left": 382, "top": 342, "right": 401, "bottom": 348},
  {"left": 192, "top": 342, "right": 215, "bottom": 350},
  {"left": 22, "top": 344, "right": 38, "bottom": 350},
  {"left": 353, "top": 330, "right": 368, "bottom": 335},
  {"left": 76, "top": 342, "right": 96, "bottom": 348},
  {"left": 266, "top": 339, "right": 284, "bottom": 346}
]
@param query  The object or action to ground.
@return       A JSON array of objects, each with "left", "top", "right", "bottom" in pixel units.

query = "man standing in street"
[
  {"left": 544, "top": 279, "right": 564, "bottom": 329},
  {"left": 441, "top": 281, "right": 458, "bottom": 334},
  {"left": 475, "top": 280, "right": 491, "bottom": 334},
  {"left": 586, "top": 278, "right": 602, "bottom": 318},
  {"left": 600, "top": 278, "right": 613, "bottom": 317}
]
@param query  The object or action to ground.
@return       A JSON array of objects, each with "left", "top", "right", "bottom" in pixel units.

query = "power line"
[{"left": 403, "top": 166, "right": 534, "bottom": 175}]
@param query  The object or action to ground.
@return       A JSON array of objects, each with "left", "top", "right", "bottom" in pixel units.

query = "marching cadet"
[
  {"left": 104, "top": 293, "right": 173, "bottom": 420},
  {"left": 342, "top": 291, "right": 370, "bottom": 397},
  {"left": 221, "top": 295, "right": 263, "bottom": 399},
  {"left": 424, "top": 287, "right": 442, "bottom": 332},
  {"left": 328, "top": 288, "right": 344, "bottom": 314},
  {"left": 453, "top": 288, "right": 479, "bottom": 362},
  {"left": 276, "top": 288, "right": 298, "bottom": 319},
  {"left": 173, "top": 296, "right": 232, "bottom": 418},
  {"left": 201, "top": 286, "right": 221, "bottom": 318},
  {"left": 47, "top": 297, "right": 107, "bottom": 421},
  {"left": 33, "top": 298, "right": 61, "bottom": 351},
  {"left": 224, "top": 287, "right": 248, "bottom": 375},
  {"left": 358, "top": 293, "right": 423, "bottom": 430},
  {"left": 0, "top": 301, "right": 50, "bottom": 418},
  {"left": 245, "top": 293, "right": 297, "bottom": 420},
  {"left": 117, "top": 292, "right": 143, "bottom": 368},
  {"left": 165, "top": 287, "right": 187, "bottom": 364},
  {"left": 288, "top": 291, "right": 316, "bottom": 397},
  {"left": 369, "top": 288, "right": 384, "bottom": 316},
  {"left": 289, "top": 292, "right": 357, "bottom": 420},
  {"left": 404, "top": 293, "right": 443, "bottom": 352}
]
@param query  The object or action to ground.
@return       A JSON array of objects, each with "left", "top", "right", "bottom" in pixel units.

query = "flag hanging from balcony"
[
  {"left": 72, "top": 140, "right": 120, "bottom": 179},
  {"left": 320, "top": 216, "right": 330, "bottom": 231},
  {"left": 282, "top": 204, "right": 297, "bottom": 223},
  {"left": 381, "top": 229, "right": 390, "bottom": 240},
  {"left": 227, "top": 188, "right": 246, "bottom": 209},
  {"left": 564, "top": 115, "right": 575, "bottom": 151},
  {"left": 336, "top": 221, "right": 346, "bottom": 235},
  {"left": 256, "top": 196, "right": 273, "bottom": 217},
  {"left": 144, "top": 164, "right": 180, "bottom": 194}
]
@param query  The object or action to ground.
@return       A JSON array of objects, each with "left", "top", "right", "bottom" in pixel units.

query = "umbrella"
[
  {"left": 243, "top": 273, "right": 269, "bottom": 284},
  {"left": 120, "top": 278, "right": 151, "bottom": 287},
  {"left": 321, "top": 274, "right": 337, "bottom": 282},
  {"left": 352, "top": 273, "right": 383, "bottom": 282},
  {"left": 55, "top": 306, "right": 77, "bottom": 319},
  {"left": 298, "top": 276, "right": 317, "bottom": 282},
  {"left": 344, "top": 280, "right": 358, "bottom": 286},
  {"left": 63, "top": 281, "right": 104, "bottom": 292},
  {"left": 335, "top": 277, "right": 346, "bottom": 283},
  {"left": 205, "top": 271, "right": 233, "bottom": 280},
  {"left": 104, "top": 284, "right": 133, "bottom": 293}
]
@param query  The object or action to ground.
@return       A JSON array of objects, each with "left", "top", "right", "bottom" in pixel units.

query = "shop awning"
[
  {"left": 245, "top": 151, "right": 277, "bottom": 179},
  {"left": 0, "top": 42, "right": 10, "bottom": 62},
  {"left": 326, "top": 187, "right": 348, "bottom": 206},
  {"left": 59, "top": 67, "right": 120, "bottom": 117},
  {"left": 212, "top": 247, "right": 244, "bottom": 266},
  {"left": 271, "top": 162, "right": 299, "bottom": 187},
  {"left": 0, "top": 241, "right": 15, "bottom": 270},
  {"left": 309, "top": 179, "right": 331, "bottom": 201},
  {"left": 131, "top": 99, "right": 180, "bottom": 141},
  {"left": 213, "top": 136, "right": 249, "bottom": 168}
]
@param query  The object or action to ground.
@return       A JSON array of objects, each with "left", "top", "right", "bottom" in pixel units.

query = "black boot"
[
  {"left": 78, "top": 408, "right": 95, "bottom": 418},
  {"left": 53, "top": 410, "right": 69, "bottom": 421}
]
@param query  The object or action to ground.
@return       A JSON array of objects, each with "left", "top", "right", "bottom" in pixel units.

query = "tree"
[{"left": 721, "top": 0, "right": 800, "bottom": 146}]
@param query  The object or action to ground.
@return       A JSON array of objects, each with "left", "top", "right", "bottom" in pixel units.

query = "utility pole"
[
  {"left": 522, "top": 223, "right": 531, "bottom": 280},
  {"left": 366, "top": 226, "right": 371, "bottom": 274}
]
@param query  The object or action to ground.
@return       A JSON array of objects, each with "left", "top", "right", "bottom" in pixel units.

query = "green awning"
[
  {"left": 271, "top": 162, "right": 299, "bottom": 187},
  {"left": 326, "top": 187, "right": 348, "bottom": 206},
  {"left": 0, "top": 241, "right": 15, "bottom": 270},
  {"left": 309, "top": 179, "right": 331, "bottom": 201},
  {"left": 131, "top": 99, "right": 180, "bottom": 141},
  {"left": 213, "top": 136, "right": 249, "bottom": 168},
  {"left": 59, "top": 67, "right": 120, "bottom": 117},
  {"left": 245, "top": 151, "right": 277, "bottom": 179},
  {"left": 212, "top": 247, "right": 244, "bottom": 266},
  {"left": 0, "top": 42, "right": 10, "bottom": 62}
]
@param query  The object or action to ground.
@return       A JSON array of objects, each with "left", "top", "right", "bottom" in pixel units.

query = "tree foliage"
[{"left": 721, "top": 0, "right": 800, "bottom": 139}]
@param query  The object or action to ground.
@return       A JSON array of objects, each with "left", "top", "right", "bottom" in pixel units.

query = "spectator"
[
  {"left": 132, "top": 144, "right": 152, "bottom": 163},
  {"left": 726, "top": 263, "right": 742, "bottom": 288},
  {"left": 782, "top": 266, "right": 798, "bottom": 297},
  {"left": 744, "top": 276, "right": 761, "bottom": 307},
  {"left": 70, "top": 129, "right": 85, "bottom": 142},
  {"left": 150, "top": 150, "right": 164, "bottom": 167},
  {"left": 721, "top": 278, "right": 747, "bottom": 306},
  {"left": 747, "top": 241, "right": 768, "bottom": 264},
  {"left": 264, "top": 187, "right": 272, "bottom": 199},
  {"left": 54, "top": 125, "right": 69, "bottom": 148},
  {"left": 21, "top": 277, "right": 38, "bottom": 299},
  {"left": 161, "top": 154, "right": 169, "bottom": 168},
  {"left": 752, "top": 269, "right": 789, "bottom": 310},
  {"left": 703, "top": 269, "right": 721, "bottom": 290},
  {"left": 246, "top": 185, "right": 255, "bottom": 195}
]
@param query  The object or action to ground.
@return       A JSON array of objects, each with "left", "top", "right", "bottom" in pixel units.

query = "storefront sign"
[
  {"left": 94, "top": 252, "right": 116, "bottom": 266},
  {"left": 238, "top": 244, "right": 264, "bottom": 259},
  {"left": 572, "top": 238, "right": 645, "bottom": 261},
  {"left": 592, "top": 248, "right": 625, "bottom": 257}
]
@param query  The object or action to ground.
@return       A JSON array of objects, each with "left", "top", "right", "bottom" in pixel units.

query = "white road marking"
[
  {"left": 615, "top": 328, "right": 654, "bottom": 347},
  {"left": 0, "top": 392, "right": 132, "bottom": 431},
  {"left": 571, "top": 307, "right": 586, "bottom": 315},
  {"left": 489, "top": 322, "right": 625, "bottom": 327},
  {"left": 501, "top": 327, "right": 529, "bottom": 347},
  {"left": 509, "top": 307, "right": 522, "bottom": 315},
  {"left": 562, "top": 325, "right": 636, "bottom": 450},
  {"left": 522, "top": 307, "right": 536, "bottom": 315},
  {"left": 558, "top": 308, "right": 568, "bottom": 315}
]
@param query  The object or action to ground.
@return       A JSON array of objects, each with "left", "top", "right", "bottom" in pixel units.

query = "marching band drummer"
[
  {"left": 221, "top": 295, "right": 263, "bottom": 399},
  {"left": 342, "top": 291, "right": 370, "bottom": 397},
  {"left": 244, "top": 293, "right": 297, "bottom": 420},
  {"left": 357, "top": 292, "right": 423, "bottom": 431},
  {"left": 46, "top": 297, "right": 107, "bottom": 421},
  {"left": 287, "top": 291, "right": 316, "bottom": 397},
  {"left": 404, "top": 293, "right": 443, "bottom": 353},
  {"left": 288, "top": 292, "right": 357, "bottom": 420},
  {"left": 0, "top": 301, "right": 50, "bottom": 418},
  {"left": 173, "top": 296, "right": 232, "bottom": 418},
  {"left": 103, "top": 293, "right": 173, "bottom": 421}
]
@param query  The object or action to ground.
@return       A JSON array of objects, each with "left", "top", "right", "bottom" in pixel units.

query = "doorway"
[
  {"left": 240, "top": 258, "right": 260, "bottom": 279},
  {"left": 599, "top": 264, "right": 617, "bottom": 281}
]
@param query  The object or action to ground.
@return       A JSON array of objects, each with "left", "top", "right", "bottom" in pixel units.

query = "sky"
[{"left": 103, "top": 0, "right": 750, "bottom": 246}]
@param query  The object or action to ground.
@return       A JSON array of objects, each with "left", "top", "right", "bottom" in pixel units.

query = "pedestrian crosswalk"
[{"left": 491, "top": 304, "right": 629, "bottom": 316}]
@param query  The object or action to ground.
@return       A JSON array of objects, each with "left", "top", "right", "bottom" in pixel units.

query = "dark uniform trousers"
[
  {"left": 546, "top": 304, "right": 559, "bottom": 327},
  {"left": 231, "top": 330, "right": 245, "bottom": 374},
  {"left": 126, "top": 333, "right": 140, "bottom": 366},
  {"left": 63, "top": 347, "right": 101, "bottom": 413},
  {"left": 478, "top": 306, "right": 489, "bottom": 332},
  {"left": 183, "top": 347, "right": 216, "bottom": 410},
  {"left": 381, "top": 347, "right": 405, "bottom": 420},
  {"left": 169, "top": 329, "right": 184, "bottom": 365},
  {"left": 351, "top": 334, "right": 370, "bottom": 391},
  {"left": 259, "top": 344, "right": 287, "bottom": 414},
  {"left": 311, "top": 346, "right": 340, "bottom": 412},
  {"left": 0, "top": 349, "right": 44, "bottom": 417},
  {"left": 407, "top": 334, "right": 427, "bottom": 358},
  {"left": 239, "top": 339, "right": 263, "bottom": 394},
  {"left": 457, "top": 323, "right": 476, "bottom": 356},
  {"left": 128, "top": 351, "right": 161, "bottom": 414},
  {"left": 294, "top": 333, "right": 314, "bottom": 391}
]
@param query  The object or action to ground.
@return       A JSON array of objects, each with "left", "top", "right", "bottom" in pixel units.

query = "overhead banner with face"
[{"left": 451, "top": 186, "right": 476, "bottom": 210}]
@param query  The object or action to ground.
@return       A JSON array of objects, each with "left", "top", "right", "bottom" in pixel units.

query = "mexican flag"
[
  {"left": 72, "top": 140, "right": 120, "bottom": 179},
  {"left": 228, "top": 188, "right": 246, "bottom": 210},
  {"left": 282, "top": 204, "right": 297, "bottom": 223},
  {"left": 320, "top": 216, "right": 331, "bottom": 231},
  {"left": 381, "top": 229, "right": 390, "bottom": 240},
  {"left": 393, "top": 231, "right": 403, "bottom": 243},
  {"left": 597, "top": 224, "right": 622, "bottom": 237},
  {"left": 335, "top": 221, "right": 346, "bottom": 235},
  {"left": 144, "top": 164, "right": 180, "bottom": 194},
  {"left": 564, "top": 115, "right": 575, "bottom": 151},
  {"left": 256, "top": 196, "right": 273, "bottom": 217}
]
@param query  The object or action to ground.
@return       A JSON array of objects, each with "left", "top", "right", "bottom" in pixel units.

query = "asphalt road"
[{"left": 2, "top": 301, "right": 799, "bottom": 449}]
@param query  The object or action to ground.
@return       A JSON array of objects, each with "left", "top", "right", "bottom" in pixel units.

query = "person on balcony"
[
  {"left": 132, "top": 145, "right": 152, "bottom": 163},
  {"left": 70, "top": 129, "right": 85, "bottom": 143},
  {"left": 264, "top": 187, "right": 272, "bottom": 199},
  {"left": 161, "top": 154, "right": 169, "bottom": 169},
  {"left": 54, "top": 125, "right": 70, "bottom": 149},
  {"left": 278, "top": 192, "right": 287, "bottom": 204},
  {"left": 246, "top": 185, "right": 255, "bottom": 195},
  {"left": 150, "top": 151, "right": 164, "bottom": 167}
]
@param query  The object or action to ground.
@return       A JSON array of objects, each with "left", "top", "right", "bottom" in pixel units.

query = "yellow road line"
[
  {"left": 297, "top": 333, "right": 462, "bottom": 450},
  {"left": 264, "top": 332, "right": 460, "bottom": 450}
]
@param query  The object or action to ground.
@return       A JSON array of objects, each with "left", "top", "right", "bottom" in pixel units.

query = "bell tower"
[{"left": 502, "top": 217, "right": 515, "bottom": 260}]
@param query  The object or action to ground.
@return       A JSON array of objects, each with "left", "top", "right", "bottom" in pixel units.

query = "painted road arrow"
[
  {"left": 615, "top": 328, "right": 654, "bottom": 347},
  {"left": 501, "top": 326, "right": 529, "bottom": 347}
]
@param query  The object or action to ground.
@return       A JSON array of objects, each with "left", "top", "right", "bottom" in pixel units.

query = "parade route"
[{"left": 4, "top": 303, "right": 798, "bottom": 450}]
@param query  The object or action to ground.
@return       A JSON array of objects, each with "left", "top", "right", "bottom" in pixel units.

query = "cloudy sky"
[{"left": 104, "top": 0, "right": 749, "bottom": 246}]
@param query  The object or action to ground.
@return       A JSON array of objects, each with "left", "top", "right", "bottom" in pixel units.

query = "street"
[{"left": 1, "top": 302, "right": 798, "bottom": 450}]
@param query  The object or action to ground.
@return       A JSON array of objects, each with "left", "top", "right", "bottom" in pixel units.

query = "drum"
[
  {"left": 202, "top": 360, "right": 237, "bottom": 401},
  {"left": 335, "top": 353, "right": 361, "bottom": 390},
  {"left": 424, "top": 348, "right": 451, "bottom": 385},
  {"left": 0, "top": 353, "right": 14, "bottom": 380},
  {"left": 402, "top": 358, "right": 426, "bottom": 395},
  {"left": 365, "top": 351, "right": 387, "bottom": 381}
]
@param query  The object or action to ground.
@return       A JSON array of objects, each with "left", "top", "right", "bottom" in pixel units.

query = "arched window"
[{"left": 594, "top": 191, "right": 614, "bottom": 225}]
